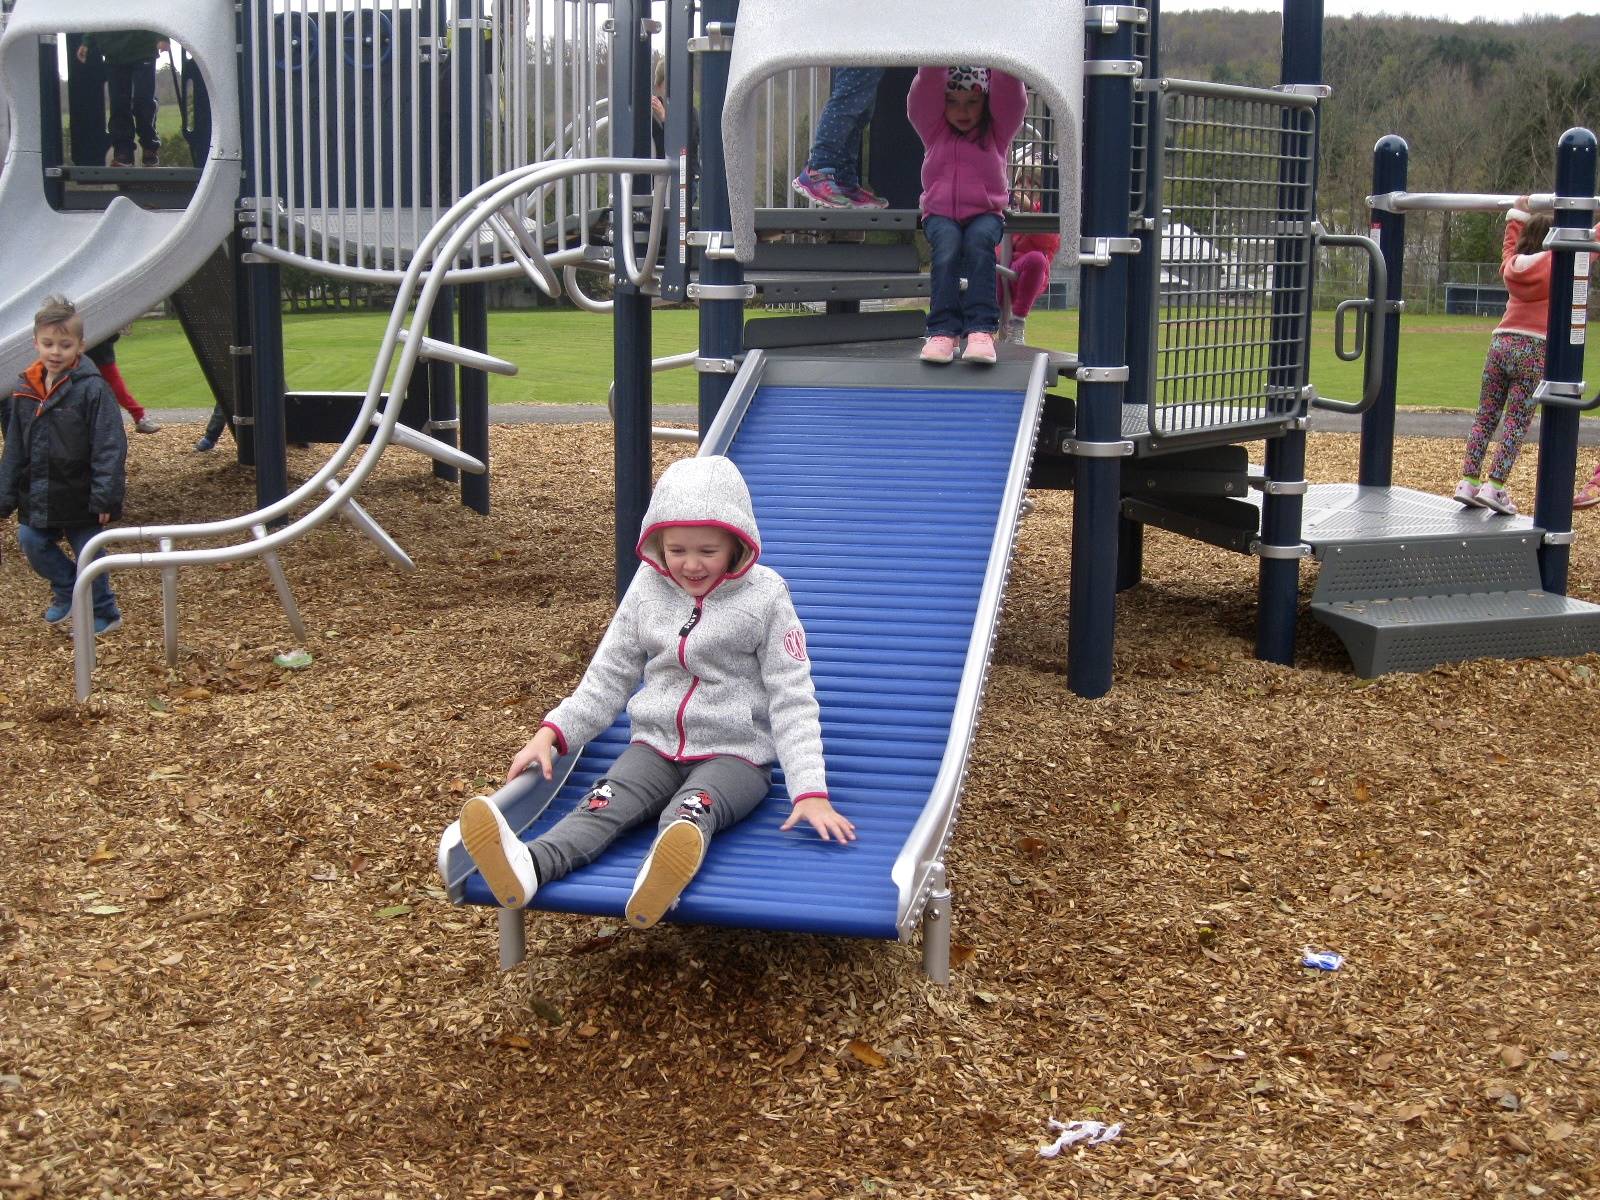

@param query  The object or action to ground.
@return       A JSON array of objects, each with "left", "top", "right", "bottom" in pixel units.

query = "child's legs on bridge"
[{"left": 1486, "top": 335, "right": 1546, "bottom": 484}]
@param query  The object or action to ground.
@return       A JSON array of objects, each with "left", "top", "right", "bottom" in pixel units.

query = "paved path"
[{"left": 141, "top": 404, "right": 1600, "bottom": 444}]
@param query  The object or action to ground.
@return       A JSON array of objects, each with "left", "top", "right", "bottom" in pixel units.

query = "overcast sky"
[{"left": 1161, "top": 1, "right": 1596, "bottom": 17}]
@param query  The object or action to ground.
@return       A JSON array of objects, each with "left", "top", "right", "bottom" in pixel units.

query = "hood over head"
[{"left": 636, "top": 455, "right": 761, "bottom": 582}]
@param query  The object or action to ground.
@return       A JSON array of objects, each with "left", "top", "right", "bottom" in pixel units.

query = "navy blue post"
[
  {"left": 1254, "top": 0, "right": 1322, "bottom": 666},
  {"left": 612, "top": 0, "right": 655, "bottom": 599},
  {"left": 428, "top": 288, "right": 459, "bottom": 483},
  {"left": 230, "top": 231, "right": 256, "bottom": 466},
  {"left": 1068, "top": 7, "right": 1139, "bottom": 698},
  {"left": 458, "top": 287, "right": 490, "bottom": 514},
  {"left": 1534, "top": 128, "right": 1597, "bottom": 594},
  {"left": 233, "top": 8, "right": 259, "bottom": 469},
  {"left": 1359, "top": 135, "right": 1408, "bottom": 487},
  {"left": 247, "top": 259, "right": 288, "bottom": 512},
  {"left": 454, "top": 0, "right": 489, "bottom": 515},
  {"left": 695, "top": 0, "right": 744, "bottom": 436}
]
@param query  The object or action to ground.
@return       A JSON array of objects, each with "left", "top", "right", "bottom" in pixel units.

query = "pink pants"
[{"left": 999, "top": 249, "right": 1052, "bottom": 319}]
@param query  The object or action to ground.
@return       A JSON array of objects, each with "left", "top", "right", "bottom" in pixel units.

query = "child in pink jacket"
[{"left": 907, "top": 65, "right": 1027, "bottom": 365}]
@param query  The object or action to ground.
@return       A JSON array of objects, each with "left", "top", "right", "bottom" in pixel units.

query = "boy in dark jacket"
[{"left": 0, "top": 296, "right": 127, "bottom": 634}]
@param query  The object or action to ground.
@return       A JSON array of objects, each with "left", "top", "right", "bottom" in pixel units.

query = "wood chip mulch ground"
[{"left": 2, "top": 421, "right": 1598, "bottom": 1199}]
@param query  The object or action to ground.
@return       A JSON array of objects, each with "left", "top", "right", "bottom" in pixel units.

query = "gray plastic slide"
[
  {"left": 722, "top": 0, "right": 1084, "bottom": 267},
  {"left": 0, "top": 0, "right": 240, "bottom": 383}
]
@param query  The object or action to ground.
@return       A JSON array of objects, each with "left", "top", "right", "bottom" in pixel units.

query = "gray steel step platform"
[
  {"left": 1298, "top": 485, "right": 1600, "bottom": 676},
  {"left": 1313, "top": 590, "right": 1600, "bottom": 677}
]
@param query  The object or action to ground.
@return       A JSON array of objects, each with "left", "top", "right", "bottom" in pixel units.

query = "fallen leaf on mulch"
[{"left": 847, "top": 1040, "right": 887, "bottom": 1069}]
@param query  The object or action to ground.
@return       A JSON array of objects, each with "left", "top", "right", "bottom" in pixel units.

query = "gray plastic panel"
[
  {"left": 1313, "top": 592, "right": 1600, "bottom": 677},
  {"left": 0, "top": 0, "right": 242, "bottom": 383},
  {"left": 1312, "top": 535, "right": 1544, "bottom": 603}
]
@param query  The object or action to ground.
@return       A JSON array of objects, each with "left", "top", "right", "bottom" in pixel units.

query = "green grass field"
[{"left": 110, "top": 304, "right": 1537, "bottom": 414}]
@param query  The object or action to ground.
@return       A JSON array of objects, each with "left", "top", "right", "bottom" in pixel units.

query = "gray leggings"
[{"left": 527, "top": 744, "right": 771, "bottom": 885}]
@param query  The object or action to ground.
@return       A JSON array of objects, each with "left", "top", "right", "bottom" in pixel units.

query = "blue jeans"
[
  {"left": 17, "top": 524, "right": 119, "bottom": 617},
  {"left": 806, "top": 68, "right": 884, "bottom": 188},
  {"left": 924, "top": 213, "right": 1004, "bottom": 337}
]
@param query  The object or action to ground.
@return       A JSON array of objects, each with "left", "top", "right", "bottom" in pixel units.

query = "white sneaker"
[
  {"left": 625, "top": 819, "right": 706, "bottom": 929},
  {"left": 1002, "top": 317, "right": 1027, "bottom": 346},
  {"left": 1477, "top": 481, "right": 1517, "bottom": 515},
  {"left": 1453, "top": 478, "right": 1484, "bottom": 508},
  {"left": 459, "top": 795, "right": 537, "bottom": 908}
]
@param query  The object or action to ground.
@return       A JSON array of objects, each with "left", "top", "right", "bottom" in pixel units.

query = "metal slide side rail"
[{"left": 70, "top": 155, "right": 673, "bottom": 700}]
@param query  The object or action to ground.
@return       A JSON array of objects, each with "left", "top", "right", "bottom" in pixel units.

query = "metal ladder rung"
[
  {"left": 324, "top": 480, "right": 415, "bottom": 571},
  {"left": 369, "top": 412, "right": 487, "bottom": 474},
  {"left": 397, "top": 327, "right": 518, "bottom": 376}
]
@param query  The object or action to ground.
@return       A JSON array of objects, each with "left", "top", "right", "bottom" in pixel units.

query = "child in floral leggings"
[{"left": 1455, "top": 198, "right": 1598, "bottom": 516}]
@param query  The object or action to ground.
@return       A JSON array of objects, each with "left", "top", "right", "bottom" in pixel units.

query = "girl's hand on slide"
[
  {"left": 781, "top": 797, "right": 857, "bottom": 843},
  {"left": 506, "top": 731, "right": 556, "bottom": 783}
]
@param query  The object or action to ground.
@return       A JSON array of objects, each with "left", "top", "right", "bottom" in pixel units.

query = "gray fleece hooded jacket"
[{"left": 540, "top": 456, "right": 828, "bottom": 804}]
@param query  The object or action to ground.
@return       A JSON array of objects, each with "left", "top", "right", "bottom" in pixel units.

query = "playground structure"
[{"left": 1, "top": 0, "right": 1598, "bottom": 977}]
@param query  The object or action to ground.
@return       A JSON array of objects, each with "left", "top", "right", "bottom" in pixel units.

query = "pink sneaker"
[
  {"left": 920, "top": 335, "right": 958, "bottom": 364},
  {"left": 843, "top": 182, "right": 890, "bottom": 210},
  {"left": 791, "top": 166, "right": 851, "bottom": 208},
  {"left": 963, "top": 331, "right": 998, "bottom": 364}
]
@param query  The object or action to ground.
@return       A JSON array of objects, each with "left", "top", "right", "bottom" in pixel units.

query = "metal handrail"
[
  {"left": 1310, "top": 230, "right": 1388, "bottom": 415},
  {"left": 70, "top": 153, "right": 674, "bottom": 699},
  {"left": 1368, "top": 191, "right": 1599, "bottom": 215}
]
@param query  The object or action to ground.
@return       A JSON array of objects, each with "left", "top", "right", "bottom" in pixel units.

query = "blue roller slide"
[{"left": 438, "top": 349, "right": 1046, "bottom": 973}]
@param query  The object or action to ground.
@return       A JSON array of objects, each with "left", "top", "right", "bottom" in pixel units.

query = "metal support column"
[
  {"left": 612, "top": 0, "right": 655, "bottom": 599},
  {"left": 1359, "top": 135, "right": 1407, "bottom": 487},
  {"left": 1534, "top": 128, "right": 1597, "bottom": 594},
  {"left": 247, "top": 259, "right": 288, "bottom": 511},
  {"left": 695, "top": 0, "right": 744, "bottom": 435},
  {"left": 459, "top": 286, "right": 491, "bottom": 515},
  {"left": 230, "top": 230, "right": 257, "bottom": 466},
  {"left": 1068, "top": 6, "right": 1138, "bottom": 698},
  {"left": 1254, "top": 0, "right": 1322, "bottom": 666},
  {"left": 428, "top": 288, "right": 460, "bottom": 483}
]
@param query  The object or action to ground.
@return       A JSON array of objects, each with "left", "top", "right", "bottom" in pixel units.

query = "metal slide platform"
[
  {"left": 438, "top": 350, "right": 1046, "bottom": 979},
  {"left": 0, "top": 0, "right": 241, "bottom": 383}
]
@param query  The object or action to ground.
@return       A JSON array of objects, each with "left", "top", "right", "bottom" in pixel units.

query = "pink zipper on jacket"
[{"left": 672, "top": 602, "right": 703, "bottom": 758}]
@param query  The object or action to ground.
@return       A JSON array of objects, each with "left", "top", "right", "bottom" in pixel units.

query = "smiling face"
[
  {"left": 33, "top": 322, "right": 85, "bottom": 382},
  {"left": 945, "top": 88, "right": 986, "bottom": 134},
  {"left": 660, "top": 525, "right": 740, "bottom": 598}
]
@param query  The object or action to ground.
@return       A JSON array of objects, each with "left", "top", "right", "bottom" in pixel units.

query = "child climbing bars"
[
  {"left": 457, "top": 455, "right": 854, "bottom": 930},
  {"left": 908, "top": 65, "right": 1028, "bottom": 365}
]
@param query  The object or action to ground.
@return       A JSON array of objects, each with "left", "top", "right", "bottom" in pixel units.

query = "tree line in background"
[{"left": 1161, "top": 10, "right": 1600, "bottom": 302}]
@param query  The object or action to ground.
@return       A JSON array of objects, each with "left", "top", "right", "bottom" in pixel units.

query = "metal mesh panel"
[{"left": 1146, "top": 82, "right": 1318, "bottom": 439}]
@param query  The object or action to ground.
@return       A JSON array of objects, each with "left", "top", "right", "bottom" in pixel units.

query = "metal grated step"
[{"left": 1312, "top": 589, "right": 1600, "bottom": 677}]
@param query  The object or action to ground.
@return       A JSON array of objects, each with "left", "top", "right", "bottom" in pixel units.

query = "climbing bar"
[
  {"left": 325, "top": 481, "right": 416, "bottom": 571},
  {"left": 396, "top": 328, "right": 518, "bottom": 376},
  {"left": 252, "top": 524, "right": 308, "bottom": 643},
  {"left": 1368, "top": 191, "right": 1599, "bottom": 215}
]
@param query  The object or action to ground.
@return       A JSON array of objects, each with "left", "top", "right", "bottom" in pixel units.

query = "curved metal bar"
[
  {"left": 616, "top": 171, "right": 670, "bottom": 289},
  {"left": 563, "top": 263, "right": 615, "bottom": 314},
  {"left": 606, "top": 350, "right": 700, "bottom": 444},
  {"left": 1311, "top": 231, "right": 1388, "bottom": 416},
  {"left": 71, "top": 154, "right": 672, "bottom": 699},
  {"left": 488, "top": 207, "right": 561, "bottom": 298}
]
